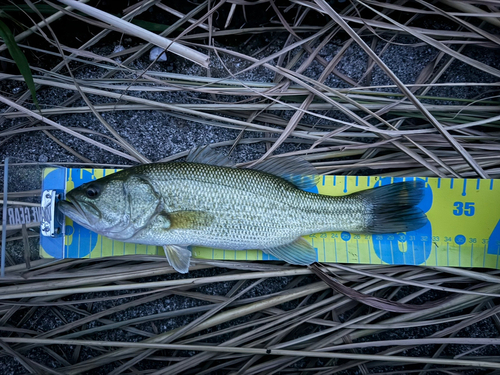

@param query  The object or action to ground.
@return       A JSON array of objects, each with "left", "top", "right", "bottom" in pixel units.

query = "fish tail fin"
[{"left": 357, "top": 181, "right": 427, "bottom": 233}]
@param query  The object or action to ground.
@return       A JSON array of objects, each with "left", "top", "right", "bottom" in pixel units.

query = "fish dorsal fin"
[
  {"left": 250, "top": 156, "right": 319, "bottom": 190},
  {"left": 163, "top": 245, "right": 191, "bottom": 273},
  {"left": 263, "top": 237, "right": 317, "bottom": 265},
  {"left": 186, "top": 145, "right": 235, "bottom": 167}
]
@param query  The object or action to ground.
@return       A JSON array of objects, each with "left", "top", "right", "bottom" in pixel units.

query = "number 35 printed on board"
[{"left": 453, "top": 202, "right": 475, "bottom": 216}]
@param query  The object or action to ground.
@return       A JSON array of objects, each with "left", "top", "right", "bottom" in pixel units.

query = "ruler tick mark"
[
  {"left": 447, "top": 242, "right": 449, "bottom": 267},
  {"left": 412, "top": 241, "right": 416, "bottom": 265},
  {"left": 435, "top": 243, "right": 438, "bottom": 266},
  {"left": 379, "top": 241, "right": 382, "bottom": 264},
  {"left": 483, "top": 244, "right": 487, "bottom": 268},
  {"left": 470, "top": 244, "right": 474, "bottom": 267},
  {"left": 423, "top": 242, "right": 427, "bottom": 266}
]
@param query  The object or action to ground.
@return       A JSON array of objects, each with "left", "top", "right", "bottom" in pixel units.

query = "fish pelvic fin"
[
  {"left": 358, "top": 180, "right": 427, "bottom": 233},
  {"left": 250, "top": 156, "right": 319, "bottom": 190},
  {"left": 163, "top": 245, "right": 191, "bottom": 273},
  {"left": 263, "top": 238, "right": 317, "bottom": 265}
]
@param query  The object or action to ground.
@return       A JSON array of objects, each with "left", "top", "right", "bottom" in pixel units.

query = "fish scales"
[
  {"left": 131, "top": 162, "right": 368, "bottom": 250},
  {"left": 58, "top": 146, "right": 427, "bottom": 273}
]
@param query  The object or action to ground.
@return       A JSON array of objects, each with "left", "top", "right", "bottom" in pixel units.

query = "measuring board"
[{"left": 40, "top": 168, "right": 500, "bottom": 269}]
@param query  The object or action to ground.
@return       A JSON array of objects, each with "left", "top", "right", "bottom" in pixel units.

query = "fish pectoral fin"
[
  {"left": 168, "top": 210, "right": 213, "bottom": 230},
  {"left": 163, "top": 245, "right": 191, "bottom": 273},
  {"left": 263, "top": 238, "right": 317, "bottom": 266},
  {"left": 150, "top": 212, "right": 171, "bottom": 230}
]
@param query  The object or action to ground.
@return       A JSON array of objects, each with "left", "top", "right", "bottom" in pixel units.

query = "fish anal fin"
[
  {"left": 263, "top": 237, "right": 317, "bottom": 265},
  {"left": 163, "top": 245, "right": 191, "bottom": 273},
  {"left": 186, "top": 145, "right": 235, "bottom": 167}
]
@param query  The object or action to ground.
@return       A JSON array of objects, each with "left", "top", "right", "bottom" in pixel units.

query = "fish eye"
[{"left": 86, "top": 185, "right": 100, "bottom": 199}]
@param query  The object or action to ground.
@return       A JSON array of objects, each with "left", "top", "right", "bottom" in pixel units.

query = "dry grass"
[{"left": 0, "top": 0, "right": 499, "bottom": 373}]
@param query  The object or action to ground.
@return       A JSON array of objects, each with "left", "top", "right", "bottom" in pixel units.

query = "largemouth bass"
[{"left": 58, "top": 146, "right": 426, "bottom": 273}]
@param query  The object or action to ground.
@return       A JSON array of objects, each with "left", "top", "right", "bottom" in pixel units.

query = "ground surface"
[{"left": 1, "top": 1, "right": 499, "bottom": 374}]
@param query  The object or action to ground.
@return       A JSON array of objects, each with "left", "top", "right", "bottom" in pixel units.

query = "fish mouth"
[{"left": 57, "top": 199, "right": 101, "bottom": 228}]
